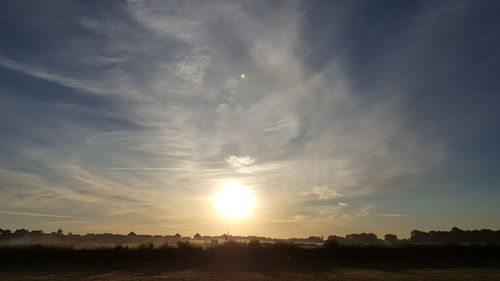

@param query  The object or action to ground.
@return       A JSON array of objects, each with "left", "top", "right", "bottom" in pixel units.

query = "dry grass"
[{"left": 1, "top": 268, "right": 500, "bottom": 281}]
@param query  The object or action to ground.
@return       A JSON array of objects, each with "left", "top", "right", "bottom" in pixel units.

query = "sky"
[{"left": 0, "top": 0, "right": 499, "bottom": 239}]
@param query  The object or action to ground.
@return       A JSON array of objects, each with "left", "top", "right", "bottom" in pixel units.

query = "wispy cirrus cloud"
[
  {"left": 376, "top": 214, "right": 408, "bottom": 218},
  {"left": 1, "top": 0, "right": 497, "bottom": 238},
  {"left": 0, "top": 210, "right": 80, "bottom": 219}
]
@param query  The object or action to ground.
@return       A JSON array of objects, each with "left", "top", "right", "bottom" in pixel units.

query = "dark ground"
[
  {"left": 1, "top": 244, "right": 499, "bottom": 280},
  {"left": 2, "top": 264, "right": 500, "bottom": 281}
]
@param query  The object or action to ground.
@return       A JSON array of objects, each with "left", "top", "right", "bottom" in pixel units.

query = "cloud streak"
[{"left": 0, "top": 210, "right": 80, "bottom": 219}]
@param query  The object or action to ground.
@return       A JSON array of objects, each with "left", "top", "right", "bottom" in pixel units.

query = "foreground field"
[
  {"left": 1, "top": 268, "right": 500, "bottom": 281},
  {"left": 2, "top": 244, "right": 499, "bottom": 280}
]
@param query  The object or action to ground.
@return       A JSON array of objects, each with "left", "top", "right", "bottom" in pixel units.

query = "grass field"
[
  {"left": 1, "top": 268, "right": 500, "bottom": 281},
  {"left": 2, "top": 244, "right": 499, "bottom": 280}
]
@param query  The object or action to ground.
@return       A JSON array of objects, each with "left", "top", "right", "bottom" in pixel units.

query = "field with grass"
[
  {"left": 2, "top": 267, "right": 500, "bottom": 281},
  {"left": 1, "top": 243, "right": 499, "bottom": 280}
]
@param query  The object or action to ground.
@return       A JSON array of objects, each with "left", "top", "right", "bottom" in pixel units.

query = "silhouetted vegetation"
[
  {"left": 1, "top": 242, "right": 499, "bottom": 270},
  {"left": 409, "top": 227, "right": 500, "bottom": 244},
  {"left": 1, "top": 227, "right": 500, "bottom": 270},
  {"left": 2, "top": 227, "right": 500, "bottom": 248},
  {"left": 0, "top": 228, "right": 327, "bottom": 249},
  {"left": 325, "top": 227, "right": 500, "bottom": 245}
]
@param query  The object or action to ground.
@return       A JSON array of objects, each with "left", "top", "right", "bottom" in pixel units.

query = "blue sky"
[{"left": 0, "top": 0, "right": 499, "bottom": 238}]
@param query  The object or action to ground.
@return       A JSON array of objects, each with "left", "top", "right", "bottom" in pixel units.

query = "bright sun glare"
[{"left": 213, "top": 181, "right": 255, "bottom": 219}]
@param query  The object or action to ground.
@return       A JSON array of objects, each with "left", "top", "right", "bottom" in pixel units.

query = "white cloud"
[
  {"left": 225, "top": 155, "right": 256, "bottom": 168},
  {"left": 309, "top": 186, "right": 343, "bottom": 200}
]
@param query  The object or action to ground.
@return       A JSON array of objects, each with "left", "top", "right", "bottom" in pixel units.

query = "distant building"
[
  {"left": 13, "top": 229, "right": 30, "bottom": 239},
  {"left": 127, "top": 231, "right": 137, "bottom": 237},
  {"left": 307, "top": 236, "right": 323, "bottom": 243},
  {"left": 194, "top": 233, "right": 202, "bottom": 239},
  {"left": 14, "top": 229, "right": 29, "bottom": 235},
  {"left": 30, "top": 230, "right": 43, "bottom": 237}
]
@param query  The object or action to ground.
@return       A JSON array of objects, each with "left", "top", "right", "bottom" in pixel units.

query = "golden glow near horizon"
[
  {"left": 213, "top": 181, "right": 255, "bottom": 219},
  {"left": 240, "top": 73, "right": 246, "bottom": 79}
]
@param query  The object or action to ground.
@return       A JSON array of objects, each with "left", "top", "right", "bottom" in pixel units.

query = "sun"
[{"left": 213, "top": 181, "right": 255, "bottom": 219}]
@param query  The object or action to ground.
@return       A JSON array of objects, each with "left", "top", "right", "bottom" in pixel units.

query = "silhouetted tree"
[
  {"left": 410, "top": 230, "right": 427, "bottom": 243},
  {"left": 384, "top": 234, "right": 398, "bottom": 244},
  {"left": 345, "top": 233, "right": 381, "bottom": 244},
  {"left": 324, "top": 238, "right": 340, "bottom": 248},
  {"left": 176, "top": 241, "right": 192, "bottom": 249},
  {"left": 248, "top": 239, "right": 261, "bottom": 248},
  {"left": 138, "top": 241, "right": 154, "bottom": 249},
  {"left": 327, "top": 235, "right": 345, "bottom": 244}
]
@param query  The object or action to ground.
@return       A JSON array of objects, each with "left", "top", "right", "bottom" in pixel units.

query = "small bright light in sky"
[
  {"left": 240, "top": 73, "right": 246, "bottom": 79},
  {"left": 213, "top": 181, "right": 255, "bottom": 219}
]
